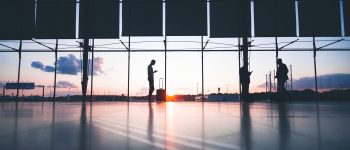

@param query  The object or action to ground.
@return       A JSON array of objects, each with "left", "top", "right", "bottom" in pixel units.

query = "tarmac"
[{"left": 0, "top": 101, "right": 349, "bottom": 150}]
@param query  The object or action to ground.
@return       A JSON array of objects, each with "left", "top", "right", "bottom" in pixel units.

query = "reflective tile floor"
[{"left": 0, "top": 101, "right": 350, "bottom": 150}]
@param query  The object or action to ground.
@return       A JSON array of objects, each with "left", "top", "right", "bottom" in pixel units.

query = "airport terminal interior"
[{"left": 1, "top": 0, "right": 350, "bottom": 149}]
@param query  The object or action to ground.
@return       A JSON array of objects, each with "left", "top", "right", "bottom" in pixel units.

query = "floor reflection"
[
  {"left": 126, "top": 102, "right": 130, "bottom": 150},
  {"left": 14, "top": 102, "right": 18, "bottom": 150},
  {"left": 277, "top": 101, "right": 290, "bottom": 150},
  {"left": 89, "top": 102, "right": 93, "bottom": 150},
  {"left": 240, "top": 102, "right": 251, "bottom": 150},
  {"left": 147, "top": 102, "right": 154, "bottom": 143},
  {"left": 0, "top": 101, "right": 350, "bottom": 150},
  {"left": 79, "top": 102, "right": 87, "bottom": 150},
  {"left": 50, "top": 102, "right": 55, "bottom": 150}
]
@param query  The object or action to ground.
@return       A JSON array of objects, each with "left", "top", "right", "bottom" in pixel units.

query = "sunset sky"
[{"left": 1, "top": 36, "right": 350, "bottom": 97}]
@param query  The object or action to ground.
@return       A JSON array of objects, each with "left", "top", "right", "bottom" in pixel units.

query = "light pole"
[{"left": 49, "top": 85, "right": 52, "bottom": 98}]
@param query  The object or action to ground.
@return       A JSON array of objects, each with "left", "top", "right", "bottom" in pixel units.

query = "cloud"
[
  {"left": 31, "top": 61, "right": 55, "bottom": 72},
  {"left": 31, "top": 61, "right": 44, "bottom": 69},
  {"left": 294, "top": 73, "right": 350, "bottom": 90},
  {"left": 89, "top": 57, "right": 105, "bottom": 75},
  {"left": 56, "top": 54, "right": 81, "bottom": 75},
  {"left": 136, "top": 87, "right": 148, "bottom": 96},
  {"left": 56, "top": 81, "right": 78, "bottom": 88},
  {"left": 31, "top": 54, "right": 104, "bottom": 75},
  {"left": 42, "top": 66, "right": 55, "bottom": 72},
  {"left": 257, "top": 73, "right": 350, "bottom": 90}
]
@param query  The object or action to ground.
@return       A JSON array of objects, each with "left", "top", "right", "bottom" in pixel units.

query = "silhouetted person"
[
  {"left": 275, "top": 59, "right": 289, "bottom": 93},
  {"left": 240, "top": 65, "right": 252, "bottom": 101},
  {"left": 148, "top": 60, "right": 157, "bottom": 102}
]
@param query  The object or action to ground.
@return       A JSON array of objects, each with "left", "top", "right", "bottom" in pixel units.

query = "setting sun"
[{"left": 166, "top": 94, "right": 176, "bottom": 101}]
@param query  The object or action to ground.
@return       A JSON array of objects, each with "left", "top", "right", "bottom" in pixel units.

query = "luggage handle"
[{"left": 159, "top": 78, "right": 164, "bottom": 89}]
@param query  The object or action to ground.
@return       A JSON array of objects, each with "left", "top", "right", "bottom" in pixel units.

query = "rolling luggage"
[{"left": 156, "top": 78, "right": 166, "bottom": 102}]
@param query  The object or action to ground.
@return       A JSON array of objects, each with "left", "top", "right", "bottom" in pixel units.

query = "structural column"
[
  {"left": 164, "top": 36, "right": 167, "bottom": 97},
  {"left": 241, "top": 37, "right": 250, "bottom": 101},
  {"left": 275, "top": 37, "right": 279, "bottom": 69},
  {"left": 82, "top": 38, "right": 89, "bottom": 99},
  {"left": 90, "top": 39, "right": 94, "bottom": 102},
  {"left": 238, "top": 38, "right": 241, "bottom": 100},
  {"left": 127, "top": 36, "right": 130, "bottom": 102},
  {"left": 81, "top": 0, "right": 91, "bottom": 101},
  {"left": 201, "top": 36, "right": 204, "bottom": 101},
  {"left": 312, "top": 37, "right": 318, "bottom": 93},
  {"left": 42, "top": 86, "right": 45, "bottom": 100},
  {"left": 290, "top": 65, "right": 293, "bottom": 90},
  {"left": 16, "top": 40, "right": 22, "bottom": 100},
  {"left": 53, "top": 39, "right": 58, "bottom": 101},
  {"left": 239, "top": 0, "right": 251, "bottom": 101}
]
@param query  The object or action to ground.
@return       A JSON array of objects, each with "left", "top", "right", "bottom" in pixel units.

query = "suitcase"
[{"left": 156, "top": 78, "right": 166, "bottom": 102}]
